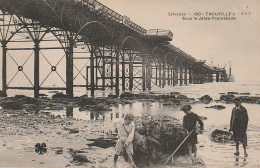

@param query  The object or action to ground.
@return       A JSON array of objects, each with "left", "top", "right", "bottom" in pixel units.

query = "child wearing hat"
[{"left": 181, "top": 105, "right": 204, "bottom": 161}]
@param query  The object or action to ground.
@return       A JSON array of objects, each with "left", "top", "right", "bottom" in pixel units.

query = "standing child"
[
  {"left": 114, "top": 113, "right": 136, "bottom": 168},
  {"left": 181, "top": 105, "right": 204, "bottom": 161},
  {"left": 229, "top": 98, "right": 248, "bottom": 157}
]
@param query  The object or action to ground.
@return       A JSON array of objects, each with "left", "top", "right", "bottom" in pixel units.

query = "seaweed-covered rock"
[
  {"left": 237, "top": 96, "right": 260, "bottom": 104},
  {"left": 132, "top": 116, "right": 188, "bottom": 166},
  {"left": 199, "top": 95, "right": 212, "bottom": 101},
  {"left": 52, "top": 92, "right": 69, "bottom": 99},
  {"left": 0, "top": 100, "right": 23, "bottom": 110},
  {"left": 170, "top": 92, "right": 180, "bottom": 96},
  {"left": 177, "top": 95, "right": 188, "bottom": 100},
  {"left": 199, "top": 95, "right": 213, "bottom": 104},
  {"left": 220, "top": 94, "right": 235, "bottom": 102},
  {"left": 205, "top": 105, "right": 226, "bottom": 110},
  {"left": 120, "top": 92, "right": 136, "bottom": 99},
  {"left": 211, "top": 129, "right": 233, "bottom": 143}
]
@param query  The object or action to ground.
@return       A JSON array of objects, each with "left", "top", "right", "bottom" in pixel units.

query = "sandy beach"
[{"left": 0, "top": 81, "right": 260, "bottom": 168}]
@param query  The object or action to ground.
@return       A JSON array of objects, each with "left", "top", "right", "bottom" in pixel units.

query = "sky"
[{"left": 99, "top": 0, "right": 260, "bottom": 81}]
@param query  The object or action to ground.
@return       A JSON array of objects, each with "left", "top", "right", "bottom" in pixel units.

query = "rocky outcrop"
[
  {"left": 211, "top": 129, "right": 233, "bottom": 143},
  {"left": 132, "top": 116, "right": 188, "bottom": 166}
]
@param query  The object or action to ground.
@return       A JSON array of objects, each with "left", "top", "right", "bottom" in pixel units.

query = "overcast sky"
[{"left": 99, "top": 0, "right": 260, "bottom": 81}]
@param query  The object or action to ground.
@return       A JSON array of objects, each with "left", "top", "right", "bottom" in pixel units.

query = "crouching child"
[{"left": 114, "top": 113, "right": 136, "bottom": 168}]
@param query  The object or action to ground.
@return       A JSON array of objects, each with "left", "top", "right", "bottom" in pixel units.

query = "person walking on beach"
[
  {"left": 229, "top": 98, "right": 249, "bottom": 157},
  {"left": 181, "top": 105, "right": 204, "bottom": 161},
  {"left": 114, "top": 113, "right": 136, "bottom": 168}
]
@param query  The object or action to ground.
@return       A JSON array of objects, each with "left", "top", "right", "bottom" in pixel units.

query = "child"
[
  {"left": 114, "top": 113, "right": 136, "bottom": 168},
  {"left": 181, "top": 105, "right": 204, "bottom": 161}
]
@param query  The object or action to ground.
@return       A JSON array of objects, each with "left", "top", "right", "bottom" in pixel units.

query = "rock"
[
  {"left": 69, "top": 129, "right": 79, "bottom": 134},
  {"left": 199, "top": 95, "right": 213, "bottom": 104},
  {"left": 132, "top": 116, "right": 188, "bottom": 166},
  {"left": 205, "top": 105, "right": 226, "bottom": 110},
  {"left": 55, "top": 150, "right": 63, "bottom": 154},
  {"left": 239, "top": 92, "right": 250, "bottom": 95},
  {"left": 39, "top": 94, "right": 48, "bottom": 98},
  {"left": 0, "top": 99, "right": 23, "bottom": 110},
  {"left": 227, "top": 92, "right": 238, "bottom": 95},
  {"left": 72, "top": 154, "right": 91, "bottom": 163},
  {"left": 120, "top": 92, "right": 136, "bottom": 99},
  {"left": 69, "top": 149, "right": 91, "bottom": 164},
  {"left": 52, "top": 92, "right": 69, "bottom": 99},
  {"left": 87, "top": 138, "right": 117, "bottom": 148},
  {"left": 236, "top": 96, "right": 260, "bottom": 104},
  {"left": 177, "top": 95, "right": 188, "bottom": 100},
  {"left": 15, "top": 95, "right": 27, "bottom": 99},
  {"left": 170, "top": 92, "right": 180, "bottom": 96},
  {"left": 220, "top": 95, "right": 235, "bottom": 102},
  {"left": 211, "top": 129, "right": 233, "bottom": 143},
  {"left": 108, "top": 94, "right": 117, "bottom": 98}
]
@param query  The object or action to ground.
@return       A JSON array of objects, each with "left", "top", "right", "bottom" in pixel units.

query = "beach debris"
[
  {"left": 211, "top": 129, "right": 233, "bottom": 143},
  {"left": 205, "top": 105, "right": 226, "bottom": 110},
  {"left": 35, "top": 143, "right": 47, "bottom": 154}
]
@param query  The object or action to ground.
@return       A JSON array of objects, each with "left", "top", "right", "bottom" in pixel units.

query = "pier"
[{"left": 0, "top": 0, "right": 227, "bottom": 98}]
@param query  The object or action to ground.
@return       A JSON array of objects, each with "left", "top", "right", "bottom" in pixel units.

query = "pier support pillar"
[
  {"left": 121, "top": 51, "right": 126, "bottom": 92},
  {"left": 162, "top": 61, "right": 166, "bottom": 88},
  {"left": 174, "top": 66, "right": 178, "bottom": 86},
  {"left": 167, "top": 65, "right": 170, "bottom": 86},
  {"left": 159, "top": 62, "right": 162, "bottom": 88},
  {"left": 180, "top": 66, "right": 183, "bottom": 86},
  {"left": 146, "top": 60, "right": 152, "bottom": 91},
  {"left": 184, "top": 67, "right": 188, "bottom": 85},
  {"left": 102, "top": 52, "right": 105, "bottom": 91},
  {"left": 189, "top": 69, "right": 193, "bottom": 84},
  {"left": 1, "top": 40, "right": 7, "bottom": 97},
  {"left": 155, "top": 65, "right": 158, "bottom": 86},
  {"left": 90, "top": 47, "right": 95, "bottom": 97},
  {"left": 216, "top": 72, "right": 219, "bottom": 82},
  {"left": 129, "top": 53, "right": 133, "bottom": 91},
  {"left": 142, "top": 56, "right": 146, "bottom": 91},
  {"left": 110, "top": 51, "right": 114, "bottom": 90},
  {"left": 115, "top": 48, "right": 120, "bottom": 97},
  {"left": 34, "top": 39, "right": 40, "bottom": 99},
  {"left": 66, "top": 39, "right": 74, "bottom": 98}
]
